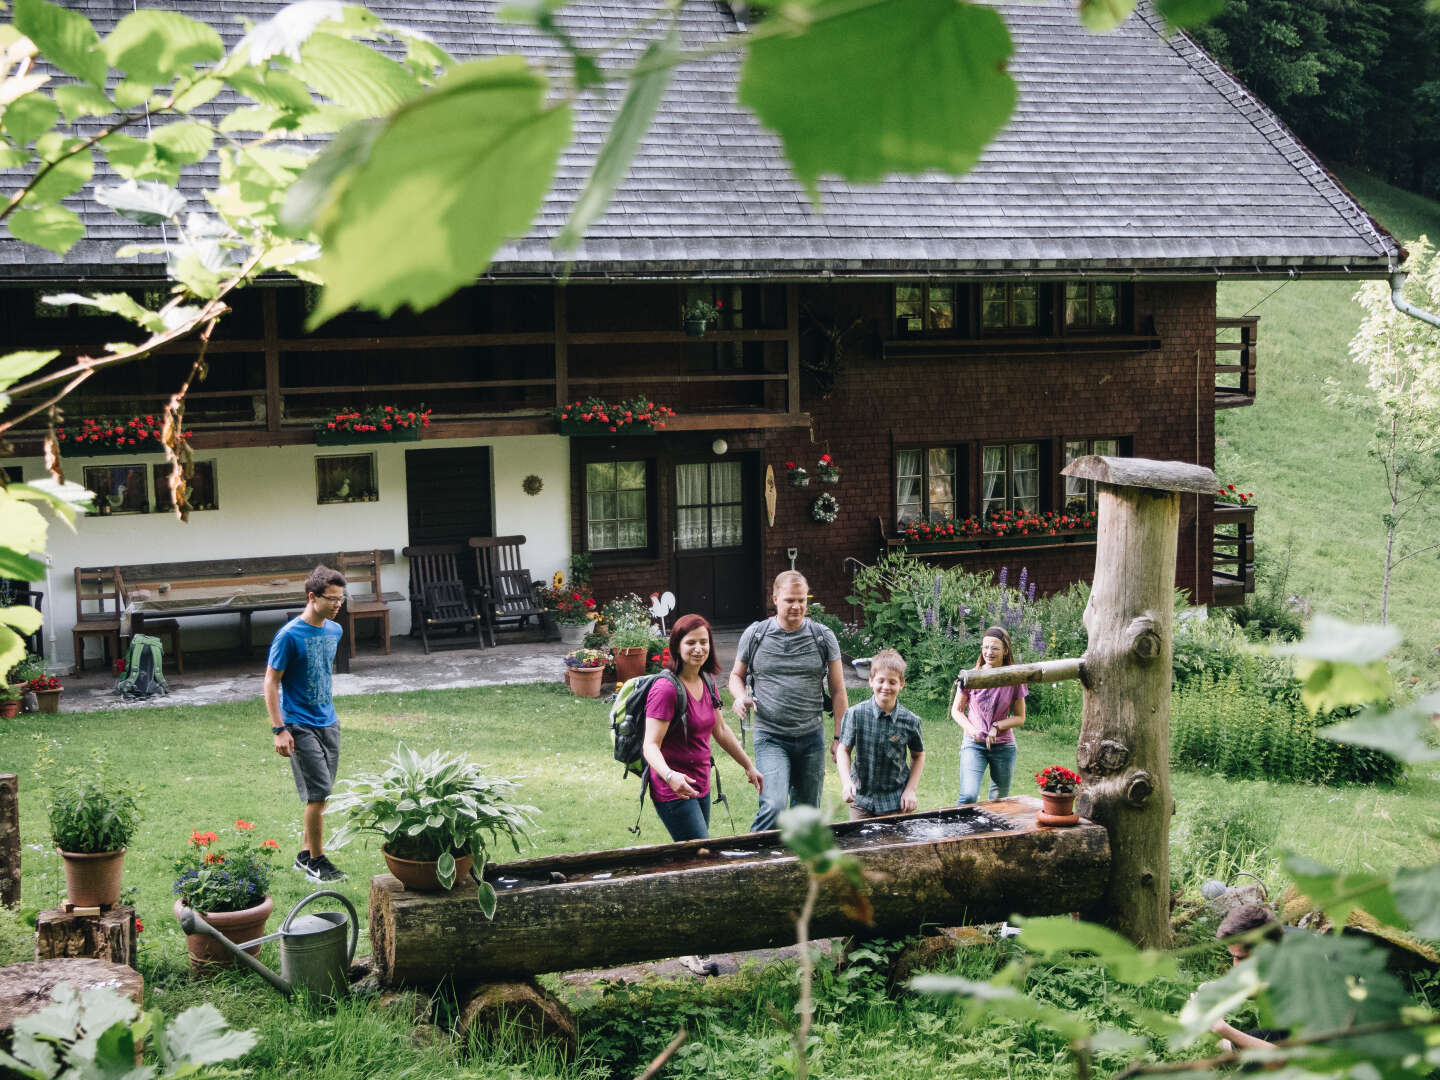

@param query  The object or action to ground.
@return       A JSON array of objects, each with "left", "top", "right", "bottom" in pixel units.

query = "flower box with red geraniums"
[
  {"left": 1034, "top": 765, "right": 1083, "bottom": 795},
  {"left": 28, "top": 675, "right": 61, "bottom": 693},
  {"left": 553, "top": 397, "right": 676, "bottom": 436},
  {"left": 816, "top": 453, "right": 841, "bottom": 483},
  {"left": 56, "top": 416, "right": 191, "bottom": 456},
  {"left": 315, "top": 405, "right": 431, "bottom": 444},
  {"left": 896, "top": 509, "right": 1097, "bottom": 550},
  {"left": 1215, "top": 484, "right": 1254, "bottom": 506}
]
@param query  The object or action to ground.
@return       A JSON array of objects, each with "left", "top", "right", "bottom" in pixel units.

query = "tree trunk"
[
  {"left": 1074, "top": 481, "right": 1183, "bottom": 948},
  {"left": 36, "top": 905, "right": 137, "bottom": 968},
  {"left": 370, "top": 799, "right": 1110, "bottom": 987},
  {"left": 0, "top": 774, "right": 17, "bottom": 907},
  {"left": 0, "top": 958, "right": 144, "bottom": 1053}
]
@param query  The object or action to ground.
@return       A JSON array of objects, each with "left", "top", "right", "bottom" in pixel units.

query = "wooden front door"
[
  {"left": 406, "top": 446, "right": 494, "bottom": 542},
  {"left": 673, "top": 456, "right": 760, "bottom": 625}
]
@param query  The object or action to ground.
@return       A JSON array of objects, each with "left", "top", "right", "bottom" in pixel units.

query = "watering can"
[{"left": 177, "top": 890, "right": 358, "bottom": 999}]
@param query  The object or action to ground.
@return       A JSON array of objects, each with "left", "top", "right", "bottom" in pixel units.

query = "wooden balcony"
[
  {"left": 1211, "top": 502, "right": 1256, "bottom": 606},
  {"left": 1215, "top": 315, "right": 1258, "bottom": 409}
]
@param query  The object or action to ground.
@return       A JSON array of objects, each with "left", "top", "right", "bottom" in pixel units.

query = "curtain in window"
[
  {"left": 896, "top": 449, "right": 922, "bottom": 523},
  {"left": 982, "top": 445, "right": 1005, "bottom": 512},
  {"left": 1012, "top": 443, "right": 1039, "bottom": 511},
  {"left": 709, "top": 462, "right": 743, "bottom": 547},
  {"left": 927, "top": 447, "right": 956, "bottom": 519},
  {"left": 675, "top": 463, "right": 707, "bottom": 550}
]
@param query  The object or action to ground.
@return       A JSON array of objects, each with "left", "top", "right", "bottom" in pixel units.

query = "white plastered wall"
[{"left": 17, "top": 434, "right": 571, "bottom": 669}]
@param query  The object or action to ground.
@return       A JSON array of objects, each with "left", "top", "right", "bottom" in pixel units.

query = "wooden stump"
[
  {"left": 886, "top": 925, "right": 994, "bottom": 991},
  {"left": 1062, "top": 455, "right": 1217, "bottom": 949},
  {"left": 0, "top": 958, "right": 144, "bottom": 1051},
  {"left": 0, "top": 773, "right": 18, "bottom": 907},
  {"left": 457, "top": 978, "right": 577, "bottom": 1058},
  {"left": 36, "top": 905, "right": 137, "bottom": 968}
]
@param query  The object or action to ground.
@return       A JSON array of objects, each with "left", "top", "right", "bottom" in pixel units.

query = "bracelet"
[{"left": 271, "top": 725, "right": 286, "bottom": 735}]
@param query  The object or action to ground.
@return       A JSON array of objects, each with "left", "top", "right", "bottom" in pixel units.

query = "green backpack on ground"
[{"left": 115, "top": 633, "right": 169, "bottom": 698}]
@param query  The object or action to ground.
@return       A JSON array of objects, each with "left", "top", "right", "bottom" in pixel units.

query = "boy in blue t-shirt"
[{"left": 264, "top": 565, "right": 347, "bottom": 882}]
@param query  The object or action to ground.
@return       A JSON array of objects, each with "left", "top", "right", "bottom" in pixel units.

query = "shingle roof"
[{"left": 1, "top": 0, "right": 1400, "bottom": 279}]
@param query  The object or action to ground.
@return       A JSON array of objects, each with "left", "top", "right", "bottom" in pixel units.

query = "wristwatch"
[{"left": 272, "top": 725, "right": 286, "bottom": 734}]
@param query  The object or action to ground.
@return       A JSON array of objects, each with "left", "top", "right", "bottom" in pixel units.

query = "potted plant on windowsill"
[
  {"left": 328, "top": 743, "right": 536, "bottom": 918},
  {"left": 552, "top": 396, "right": 676, "bottom": 436},
  {"left": 1034, "top": 765, "right": 1082, "bottom": 827},
  {"left": 563, "top": 648, "right": 610, "bottom": 697},
  {"left": 171, "top": 821, "right": 280, "bottom": 971},
  {"left": 48, "top": 761, "right": 141, "bottom": 908},
  {"left": 682, "top": 298, "right": 722, "bottom": 338}
]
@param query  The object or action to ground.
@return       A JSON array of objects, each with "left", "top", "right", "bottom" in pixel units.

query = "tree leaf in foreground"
[
  {"left": 1281, "top": 853, "right": 1406, "bottom": 931},
  {"left": 738, "top": 0, "right": 1014, "bottom": 201},
  {"left": 305, "top": 56, "right": 571, "bottom": 325},
  {"left": 555, "top": 28, "right": 677, "bottom": 252},
  {"left": 1392, "top": 864, "right": 1440, "bottom": 940},
  {"left": 1319, "top": 696, "right": 1440, "bottom": 763},
  {"left": 4, "top": 204, "right": 82, "bottom": 253},
  {"left": 13, "top": 0, "right": 106, "bottom": 87},
  {"left": 1011, "top": 915, "right": 1176, "bottom": 983},
  {"left": 1077, "top": 0, "right": 1136, "bottom": 32},
  {"left": 101, "top": 8, "right": 223, "bottom": 87}
]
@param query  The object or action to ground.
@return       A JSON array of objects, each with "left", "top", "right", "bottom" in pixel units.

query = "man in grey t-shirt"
[{"left": 729, "top": 570, "right": 848, "bottom": 832}]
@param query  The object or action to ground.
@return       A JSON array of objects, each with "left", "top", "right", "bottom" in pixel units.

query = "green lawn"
[
  {"left": 5, "top": 684, "right": 1437, "bottom": 1078},
  {"left": 1216, "top": 169, "right": 1440, "bottom": 677}
]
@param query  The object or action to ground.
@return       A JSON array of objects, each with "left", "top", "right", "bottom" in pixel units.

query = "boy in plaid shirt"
[{"left": 836, "top": 649, "right": 926, "bottom": 820}]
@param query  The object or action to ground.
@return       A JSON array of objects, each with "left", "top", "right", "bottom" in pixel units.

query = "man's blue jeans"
[
  {"left": 957, "top": 737, "right": 1018, "bottom": 805},
  {"left": 750, "top": 727, "right": 827, "bottom": 832}
]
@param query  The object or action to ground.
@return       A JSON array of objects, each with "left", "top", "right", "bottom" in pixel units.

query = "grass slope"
[{"left": 1216, "top": 168, "right": 1440, "bottom": 672}]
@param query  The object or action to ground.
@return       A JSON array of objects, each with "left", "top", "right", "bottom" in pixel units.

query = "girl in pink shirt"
[{"left": 950, "top": 626, "right": 1027, "bottom": 804}]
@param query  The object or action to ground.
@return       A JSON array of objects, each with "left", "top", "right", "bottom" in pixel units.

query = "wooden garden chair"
[
  {"left": 336, "top": 549, "right": 391, "bottom": 657},
  {"left": 469, "top": 535, "right": 546, "bottom": 642},
  {"left": 72, "top": 567, "right": 123, "bottom": 673},
  {"left": 403, "top": 543, "right": 485, "bottom": 653}
]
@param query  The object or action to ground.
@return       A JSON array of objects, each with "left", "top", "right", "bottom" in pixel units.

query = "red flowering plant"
[
  {"left": 785, "top": 460, "right": 810, "bottom": 486},
  {"left": 55, "top": 416, "right": 190, "bottom": 452},
  {"left": 27, "top": 675, "right": 62, "bottom": 692},
  {"left": 816, "top": 453, "right": 841, "bottom": 482},
  {"left": 552, "top": 396, "right": 676, "bottom": 434},
  {"left": 563, "top": 647, "right": 610, "bottom": 670},
  {"left": 540, "top": 581, "right": 598, "bottom": 626},
  {"left": 1215, "top": 483, "right": 1254, "bottom": 506},
  {"left": 901, "top": 508, "right": 1097, "bottom": 543},
  {"left": 1034, "top": 765, "right": 1083, "bottom": 794},
  {"left": 171, "top": 820, "right": 279, "bottom": 913},
  {"left": 316, "top": 404, "right": 431, "bottom": 436}
]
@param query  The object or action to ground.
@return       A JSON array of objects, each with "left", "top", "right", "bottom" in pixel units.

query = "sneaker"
[
  {"left": 305, "top": 854, "right": 347, "bottom": 883},
  {"left": 292, "top": 850, "right": 311, "bottom": 874}
]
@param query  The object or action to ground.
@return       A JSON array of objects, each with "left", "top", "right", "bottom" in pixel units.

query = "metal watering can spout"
[{"left": 178, "top": 890, "right": 358, "bottom": 999}]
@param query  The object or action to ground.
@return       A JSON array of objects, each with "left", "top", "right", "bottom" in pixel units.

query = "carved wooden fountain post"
[{"left": 1061, "top": 456, "right": 1217, "bottom": 949}]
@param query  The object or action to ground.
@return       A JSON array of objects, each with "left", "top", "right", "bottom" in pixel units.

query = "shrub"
[
  {"left": 1170, "top": 671, "right": 1403, "bottom": 785},
  {"left": 46, "top": 762, "right": 141, "bottom": 853},
  {"left": 0, "top": 904, "right": 34, "bottom": 965}
]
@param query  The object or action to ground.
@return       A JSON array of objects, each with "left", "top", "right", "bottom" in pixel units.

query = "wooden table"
[{"left": 125, "top": 571, "right": 401, "bottom": 673}]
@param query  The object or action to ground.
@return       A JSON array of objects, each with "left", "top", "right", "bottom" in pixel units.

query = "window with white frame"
[
  {"left": 896, "top": 446, "right": 960, "bottom": 524},
  {"left": 585, "top": 460, "right": 648, "bottom": 551},
  {"left": 981, "top": 442, "right": 1040, "bottom": 514},
  {"left": 1063, "top": 438, "right": 1122, "bottom": 514}
]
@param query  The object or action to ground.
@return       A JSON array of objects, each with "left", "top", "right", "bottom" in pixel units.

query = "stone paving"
[{"left": 58, "top": 626, "right": 870, "bottom": 712}]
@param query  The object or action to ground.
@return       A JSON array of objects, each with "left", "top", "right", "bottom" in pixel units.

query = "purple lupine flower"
[
  {"left": 998, "top": 566, "right": 1008, "bottom": 587},
  {"left": 923, "top": 607, "right": 935, "bottom": 630},
  {"left": 1031, "top": 625, "right": 1046, "bottom": 654},
  {"left": 1028, "top": 581, "right": 1037, "bottom": 603},
  {"left": 1018, "top": 567, "right": 1028, "bottom": 596}
]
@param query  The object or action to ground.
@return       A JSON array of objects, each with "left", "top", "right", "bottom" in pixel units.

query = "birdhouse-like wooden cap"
[{"left": 1060, "top": 456, "right": 1217, "bottom": 494}]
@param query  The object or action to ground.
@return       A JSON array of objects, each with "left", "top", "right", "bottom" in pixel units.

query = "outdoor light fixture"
[{"left": 711, "top": 438, "right": 728, "bottom": 455}]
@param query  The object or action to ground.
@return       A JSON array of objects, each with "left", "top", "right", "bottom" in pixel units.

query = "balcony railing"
[
  {"left": 1215, "top": 316, "right": 1258, "bottom": 409},
  {"left": 1211, "top": 502, "right": 1256, "bottom": 606}
]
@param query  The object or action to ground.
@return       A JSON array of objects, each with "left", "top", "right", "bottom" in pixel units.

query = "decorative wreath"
[
  {"left": 522, "top": 474, "right": 544, "bottom": 496},
  {"left": 810, "top": 492, "right": 840, "bottom": 524}
]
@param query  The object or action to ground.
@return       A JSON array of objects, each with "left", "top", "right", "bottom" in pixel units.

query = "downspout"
[{"left": 1391, "top": 272, "right": 1440, "bottom": 329}]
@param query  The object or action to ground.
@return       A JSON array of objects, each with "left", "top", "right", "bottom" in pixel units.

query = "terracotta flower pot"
[
  {"left": 382, "top": 845, "right": 473, "bottom": 891},
  {"left": 34, "top": 689, "right": 61, "bottom": 714},
  {"left": 1036, "top": 791, "right": 1080, "bottom": 827},
  {"left": 567, "top": 665, "right": 605, "bottom": 698},
  {"left": 175, "top": 895, "right": 273, "bottom": 972},
  {"left": 0, "top": 700, "right": 19, "bottom": 718},
  {"left": 59, "top": 848, "right": 126, "bottom": 907},
  {"left": 613, "top": 646, "right": 648, "bottom": 683}
]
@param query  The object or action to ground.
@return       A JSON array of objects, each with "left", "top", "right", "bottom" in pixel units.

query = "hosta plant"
[{"left": 327, "top": 743, "right": 536, "bottom": 917}]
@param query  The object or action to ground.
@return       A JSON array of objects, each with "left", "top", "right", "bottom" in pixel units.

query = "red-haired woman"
[{"left": 642, "top": 613, "right": 763, "bottom": 841}]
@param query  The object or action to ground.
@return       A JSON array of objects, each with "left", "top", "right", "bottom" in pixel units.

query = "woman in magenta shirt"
[
  {"left": 950, "top": 625, "right": 1027, "bottom": 804},
  {"left": 642, "top": 613, "right": 763, "bottom": 841}
]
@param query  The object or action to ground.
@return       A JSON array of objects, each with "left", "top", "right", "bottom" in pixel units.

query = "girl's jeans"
[
  {"left": 957, "top": 737, "right": 1017, "bottom": 804},
  {"left": 653, "top": 793, "right": 712, "bottom": 841}
]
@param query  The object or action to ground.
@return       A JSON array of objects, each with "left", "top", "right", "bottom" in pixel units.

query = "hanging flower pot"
[
  {"left": 682, "top": 298, "right": 721, "bottom": 338},
  {"left": 785, "top": 462, "right": 809, "bottom": 487},
  {"left": 816, "top": 453, "right": 841, "bottom": 483},
  {"left": 684, "top": 318, "right": 708, "bottom": 338}
]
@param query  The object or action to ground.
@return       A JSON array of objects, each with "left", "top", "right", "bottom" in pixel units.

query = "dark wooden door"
[
  {"left": 406, "top": 446, "right": 493, "bottom": 557},
  {"left": 673, "top": 456, "right": 760, "bottom": 626}
]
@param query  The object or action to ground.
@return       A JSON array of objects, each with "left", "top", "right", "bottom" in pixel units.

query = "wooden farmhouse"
[{"left": 0, "top": 0, "right": 1401, "bottom": 667}]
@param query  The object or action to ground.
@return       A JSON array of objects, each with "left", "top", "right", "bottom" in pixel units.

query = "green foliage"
[
  {"left": 1171, "top": 785, "right": 1280, "bottom": 883},
  {"left": 1170, "top": 670, "right": 1403, "bottom": 785},
  {"left": 0, "top": 903, "right": 34, "bottom": 965},
  {"left": 738, "top": 0, "right": 1014, "bottom": 201},
  {"left": 327, "top": 742, "right": 536, "bottom": 915},
  {"left": 0, "top": 984, "right": 256, "bottom": 1079},
  {"left": 45, "top": 759, "right": 141, "bottom": 853}
]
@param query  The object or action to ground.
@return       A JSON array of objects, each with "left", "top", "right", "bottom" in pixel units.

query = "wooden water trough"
[{"left": 370, "top": 798, "right": 1109, "bottom": 988}]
